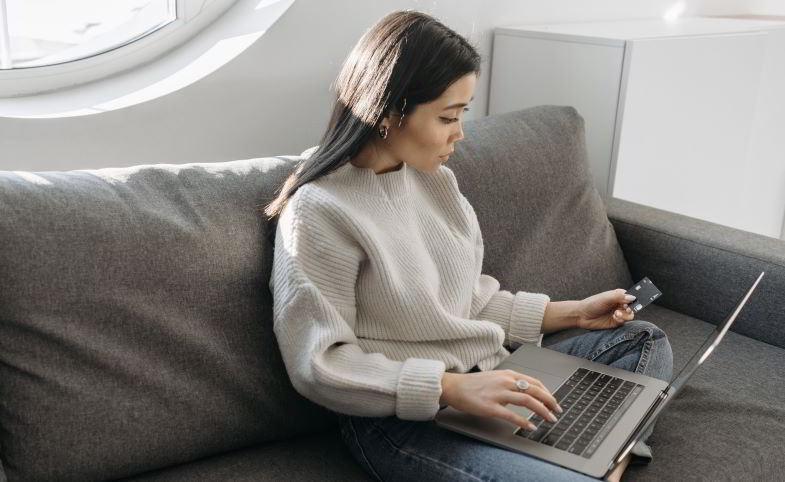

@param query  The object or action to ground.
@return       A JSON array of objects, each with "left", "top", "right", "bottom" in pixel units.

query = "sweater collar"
[{"left": 336, "top": 161, "right": 410, "bottom": 199}]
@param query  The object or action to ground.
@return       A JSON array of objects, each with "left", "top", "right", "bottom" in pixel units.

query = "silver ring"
[{"left": 515, "top": 379, "right": 531, "bottom": 392}]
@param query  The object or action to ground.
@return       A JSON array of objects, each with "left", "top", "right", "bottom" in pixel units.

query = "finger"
[
  {"left": 521, "top": 375, "right": 548, "bottom": 393},
  {"left": 492, "top": 406, "right": 537, "bottom": 431},
  {"left": 505, "top": 388, "right": 559, "bottom": 423},
  {"left": 508, "top": 373, "right": 561, "bottom": 413},
  {"left": 619, "top": 289, "right": 637, "bottom": 303},
  {"left": 504, "top": 391, "right": 559, "bottom": 423},
  {"left": 515, "top": 381, "right": 561, "bottom": 413},
  {"left": 505, "top": 370, "right": 548, "bottom": 394}
]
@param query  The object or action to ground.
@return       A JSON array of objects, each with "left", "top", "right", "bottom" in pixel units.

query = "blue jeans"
[{"left": 338, "top": 320, "right": 674, "bottom": 481}]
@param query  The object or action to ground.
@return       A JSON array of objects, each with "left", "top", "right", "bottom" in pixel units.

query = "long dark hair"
[{"left": 262, "top": 10, "right": 481, "bottom": 219}]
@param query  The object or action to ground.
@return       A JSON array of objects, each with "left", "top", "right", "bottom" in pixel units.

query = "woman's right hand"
[{"left": 439, "top": 369, "right": 563, "bottom": 431}]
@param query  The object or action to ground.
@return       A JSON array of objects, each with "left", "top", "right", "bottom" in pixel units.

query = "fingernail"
[
  {"left": 556, "top": 405, "right": 563, "bottom": 414},
  {"left": 548, "top": 412, "right": 558, "bottom": 423},
  {"left": 528, "top": 422, "right": 538, "bottom": 431},
  {"left": 624, "top": 295, "right": 636, "bottom": 302}
]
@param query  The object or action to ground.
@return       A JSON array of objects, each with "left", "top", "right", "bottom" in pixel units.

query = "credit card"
[{"left": 626, "top": 277, "right": 662, "bottom": 313}]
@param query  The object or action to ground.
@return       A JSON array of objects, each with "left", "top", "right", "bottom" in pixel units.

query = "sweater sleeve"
[
  {"left": 269, "top": 189, "right": 446, "bottom": 421},
  {"left": 461, "top": 196, "right": 550, "bottom": 349}
]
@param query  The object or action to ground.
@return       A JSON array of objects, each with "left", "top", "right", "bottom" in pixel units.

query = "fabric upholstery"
[
  {"left": 119, "top": 430, "right": 369, "bottom": 482},
  {"left": 0, "top": 158, "right": 331, "bottom": 481},
  {"left": 449, "top": 105, "right": 633, "bottom": 302},
  {"left": 608, "top": 197, "right": 785, "bottom": 349}
]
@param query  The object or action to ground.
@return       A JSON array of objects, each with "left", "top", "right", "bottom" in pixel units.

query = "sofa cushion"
[
  {"left": 119, "top": 429, "right": 370, "bottom": 482},
  {"left": 543, "top": 304, "right": 785, "bottom": 480},
  {"left": 0, "top": 158, "right": 334, "bottom": 481},
  {"left": 451, "top": 105, "right": 632, "bottom": 301}
]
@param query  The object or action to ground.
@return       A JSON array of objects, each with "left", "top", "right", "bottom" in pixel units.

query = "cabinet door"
[
  {"left": 612, "top": 32, "right": 770, "bottom": 235},
  {"left": 489, "top": 33, "right": 624, "bottom": 197}
]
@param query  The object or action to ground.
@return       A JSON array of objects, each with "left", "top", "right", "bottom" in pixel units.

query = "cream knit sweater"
[{"left": 269, "top": 161, "right": 550, "bottom": 421}]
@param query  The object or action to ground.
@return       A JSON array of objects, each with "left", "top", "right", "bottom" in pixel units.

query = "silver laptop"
[{"left": 435, "top": 271, "right": 765, "bottom": 479}]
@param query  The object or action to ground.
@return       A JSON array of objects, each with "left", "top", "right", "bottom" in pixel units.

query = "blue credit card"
[{"left": 626, "top": 277, "right": 662, "bottom": 313}]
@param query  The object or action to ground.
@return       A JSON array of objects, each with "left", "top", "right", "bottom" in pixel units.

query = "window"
[
  {"left": 0, "top": 0, "right": 176, "bottom": 69},
  {"left": 0, "top": 0, "right": 241, "bottom": 97}
]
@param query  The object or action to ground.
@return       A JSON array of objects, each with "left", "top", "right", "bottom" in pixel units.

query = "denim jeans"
[{"left": 338, "top": 320, "right": 674, "bottom": 481}]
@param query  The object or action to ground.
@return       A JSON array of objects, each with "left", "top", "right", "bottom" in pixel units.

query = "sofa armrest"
[{"left": 607, "top": 197, "right": 785, "bottom": 349}]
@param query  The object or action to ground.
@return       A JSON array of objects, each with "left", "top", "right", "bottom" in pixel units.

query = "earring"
[
  {"left": 397, "top": 98, "right": 407, "bottom": 128},
  {"left": 378, "top": 125, "right": 388, "bottom": 139}
]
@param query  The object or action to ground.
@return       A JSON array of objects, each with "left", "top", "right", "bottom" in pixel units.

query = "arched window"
[
  {"left": 0, "top": 0, "right": 177, "bottom": 69},
  {"left": 0, "top": 0, "right": 239, "bottom": 97}
]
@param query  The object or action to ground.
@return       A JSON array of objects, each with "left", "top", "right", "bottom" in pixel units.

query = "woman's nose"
[{"left": 454, "top": 124, "right": 464, "bottom": 142}]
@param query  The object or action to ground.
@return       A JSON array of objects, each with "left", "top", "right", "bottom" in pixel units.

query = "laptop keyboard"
[{"left": 514, "top": 368, "right": 643, "bottom": 458}]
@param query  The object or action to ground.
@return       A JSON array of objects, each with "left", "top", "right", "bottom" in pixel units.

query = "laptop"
[{"left": 435, "top": 271, "right": 765, "bottom": 479}]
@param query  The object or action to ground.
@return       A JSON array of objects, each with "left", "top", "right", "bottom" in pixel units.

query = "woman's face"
[{"left": 385, "top": 73, "right": 476, "bottom": 173}]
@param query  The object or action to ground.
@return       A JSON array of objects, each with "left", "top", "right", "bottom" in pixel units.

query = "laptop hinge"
[{"left": 610, "top": 390, "right": 669, "bottom": 469}]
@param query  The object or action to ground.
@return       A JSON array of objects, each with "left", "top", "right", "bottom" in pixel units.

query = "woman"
[{"left": 265, "top": 10, "right": 672, "bottom": 482}]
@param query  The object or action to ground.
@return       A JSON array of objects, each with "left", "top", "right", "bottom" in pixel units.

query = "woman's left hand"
[{"left": 576, "top": 289, "right": 637, "bottom": 331}]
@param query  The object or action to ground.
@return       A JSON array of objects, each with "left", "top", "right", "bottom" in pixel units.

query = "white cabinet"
[{"left": 488, "top": 17, "right": 785, "bottom": 240}]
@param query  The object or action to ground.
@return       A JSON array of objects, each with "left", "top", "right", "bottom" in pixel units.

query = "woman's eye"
[{"left": 441, "top": 107, "right": 470, "bottom": 124}]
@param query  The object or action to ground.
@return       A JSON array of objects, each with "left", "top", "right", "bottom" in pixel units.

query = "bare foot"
[{"left": 605, "top": 453, "right": 631, "bottom": 482}]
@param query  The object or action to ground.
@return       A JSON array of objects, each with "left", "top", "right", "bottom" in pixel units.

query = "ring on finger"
[{"left": 515, "top": 379, "right": 531, "bottom": 392}]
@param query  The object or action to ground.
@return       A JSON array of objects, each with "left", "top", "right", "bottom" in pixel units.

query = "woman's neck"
[{"left": 351, "top": 141, "right": 404, "bottom": 174}]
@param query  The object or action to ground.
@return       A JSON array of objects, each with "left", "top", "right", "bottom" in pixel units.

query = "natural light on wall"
[
  {"left": 663, "top": 2, "right": 686, "bottom": 22},
  {"left": 0, "top": 0, "right": 294, "bottom": 118}
]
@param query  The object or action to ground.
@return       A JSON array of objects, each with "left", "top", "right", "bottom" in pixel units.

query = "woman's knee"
[
  {"left": 623, "top": 319, "right": 665, "bottom": 338},
  {"left": 627, "top": 320, "right": 673, "bottom": 380}
]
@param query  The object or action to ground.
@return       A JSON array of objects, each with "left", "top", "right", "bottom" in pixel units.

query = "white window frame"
[{"left": 0, "top": 0, "right": 238, "bottom": 97}]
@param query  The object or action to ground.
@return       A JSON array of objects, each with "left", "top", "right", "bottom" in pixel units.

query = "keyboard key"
[
  {"left": 555, "top": 439, "right": 573, "bottom": 450},
  {"left": 542, "top": 433, "right": 560, "bottom": 446},
  {"left": 549, "top": 427, "right": 566, "bottom": 438},
  {"left": 528, "top": 427, "right": 549, "bottom": 442},
  {"left": 569, "top": 443, "right": 587, "bottom": 455}
]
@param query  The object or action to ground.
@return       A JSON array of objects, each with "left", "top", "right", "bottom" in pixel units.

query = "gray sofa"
[{"left": 0, "top": 106, "right": 782, "bottom": 481}]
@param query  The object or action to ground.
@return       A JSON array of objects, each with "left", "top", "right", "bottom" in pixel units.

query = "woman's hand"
[
  {"left": 440, "top": 370, "right": 563, "bottom": 430},
  {"left": 576, "top": 289, "right": 637, "bottom": 330}
]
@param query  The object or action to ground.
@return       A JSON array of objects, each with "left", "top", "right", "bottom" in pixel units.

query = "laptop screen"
[
  {"left": 614, "top": 271, "right": 765, "bottom": 466},
  {"left": 664, "top": 271, "right": 765, "bottom": 396}
]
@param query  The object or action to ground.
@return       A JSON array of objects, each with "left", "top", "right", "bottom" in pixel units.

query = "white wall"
[
  {"left": 746, "top": 1, "right": 785, "bottom": 15},
  {"left": 0, "top": 0, "right": 759, "bottom": 171}
]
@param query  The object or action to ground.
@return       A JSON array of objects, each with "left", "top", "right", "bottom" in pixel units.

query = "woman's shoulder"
[
  {"left": 277, "top": 181, "right": 361, "bottom": 242},
  {"left": 422, "top": 164, "right": 475, "bottom": 215}
]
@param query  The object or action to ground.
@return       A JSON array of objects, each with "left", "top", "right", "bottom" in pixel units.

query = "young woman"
[{"left": 266, "top": 10, "right": 673, "bottom": 482}]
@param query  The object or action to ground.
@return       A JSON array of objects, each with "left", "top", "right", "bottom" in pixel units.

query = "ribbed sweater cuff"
[
  {"left": 395, "top": 358, "right": 447, "bottom": 421},
  {"left": 508, "top": 292, "right": 550, "bottom": 347}
]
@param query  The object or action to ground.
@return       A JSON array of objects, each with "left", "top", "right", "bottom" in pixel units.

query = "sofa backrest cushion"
[
  {"left": 0, "top": 158, "right": 329, "bottom": 481},
  {"left": 450, "top": 105, "right": 632, "bottom": 301}
]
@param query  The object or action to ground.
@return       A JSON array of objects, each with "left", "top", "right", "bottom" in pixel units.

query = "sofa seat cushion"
[
  {"left": 544, "top": 304, "right": 785, "bottom": 480},
  {"left": 119, "top": 429, "right": 370, "bottom": 482}
]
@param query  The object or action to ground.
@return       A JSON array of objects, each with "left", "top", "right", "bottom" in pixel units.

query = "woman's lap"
[
  {"left": 339, "top": 320, "right": 673, "bottom": 481},
  {"left": 339, "top": 413, "right": 597, "bottom": 482}
]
